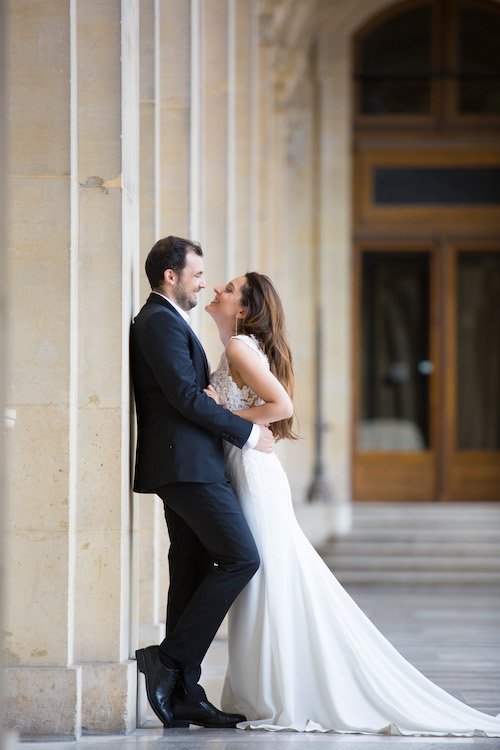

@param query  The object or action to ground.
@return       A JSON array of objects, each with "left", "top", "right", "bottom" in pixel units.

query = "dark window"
[
  {"left": 357, "top": 4, "right": 432, "bottom": 114},
  {"left": 458, "top": 2, "right": 500, "bottom": 113},
  {"left": 355, "top": 0, "right": 500, "bottom": 120},
  {"left": 374, "top": 167, "right": 500, "bottom": 205}
]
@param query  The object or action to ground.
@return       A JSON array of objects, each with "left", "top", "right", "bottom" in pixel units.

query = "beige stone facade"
[{"left": 6, "top": 0, "right": 494, "bottom": 739}]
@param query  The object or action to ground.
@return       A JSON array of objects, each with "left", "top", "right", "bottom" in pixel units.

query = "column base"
[
  {"left": 5, "top": 661, "right": 137, "bottom": 738},
  {"left": 5, "top": 665, "right": 82, "bottom": 740},
  {"left": 81, "top": 660, "right": 137, "bottom": 734}
]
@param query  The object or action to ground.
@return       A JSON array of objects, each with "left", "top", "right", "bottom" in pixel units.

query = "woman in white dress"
[{"left": 204, "top": 271, "right": 500, "bottom": 737}]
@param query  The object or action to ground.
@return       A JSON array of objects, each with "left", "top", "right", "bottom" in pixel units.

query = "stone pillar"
[
  {"left": 0, "top": 0, "right": 13, "bottom": 744},
  {"left": 74, "top": 0, "right": 139, "bottom": 733},
  {"left": 4, "top": 1, "right": 82, "bottom": 738},
  {"left": 199, "top": 0, "right": 230, "bottom": 358},
  {"left": 159, "top": 0, "right": 192, "bottom": 237},
  {"left": 257, "top": 21, "right": 276, "bottom": 274},
  {"left": 137, "top": 0, "right": 168, "bottom": 656},
  {"left": 157, "top": 0, "right": 204, "bottom": 347},
  {"left": 234, "top": 0, "right": 259, "bottom": 273},
  {"left": 314, "top": 29, "right": 353, "bottom": 534},
  {"left": 140, "top": 0, "right": 159, "bottom": 295},
  {"left": 280, "top": 79, "right": 316, "bottom": 503},
  {"left": 4, "top": 0, "right": 140, "bottom": 737}
]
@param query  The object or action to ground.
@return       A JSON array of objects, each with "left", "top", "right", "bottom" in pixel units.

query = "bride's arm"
[{"left": 225, "top": 338, "right": 293, "bottom": 424}]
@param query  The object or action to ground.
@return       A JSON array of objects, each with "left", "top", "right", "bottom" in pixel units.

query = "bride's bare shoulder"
[{"left": 226, "top": 335, "right": 261, "bottom": 361}]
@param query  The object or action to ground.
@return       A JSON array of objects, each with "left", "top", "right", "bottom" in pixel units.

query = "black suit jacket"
[{"left": 131, "top": 293, "right": 252, "bottom": 492}]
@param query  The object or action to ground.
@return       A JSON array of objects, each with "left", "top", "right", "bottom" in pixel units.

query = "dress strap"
[{"left": 228, "top": 334, "right": 269, "bottom": 367}]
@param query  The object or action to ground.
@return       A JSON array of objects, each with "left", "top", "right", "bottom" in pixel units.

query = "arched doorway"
[{"left": 352, "top": 0, "right": 500, "bottom": 501}]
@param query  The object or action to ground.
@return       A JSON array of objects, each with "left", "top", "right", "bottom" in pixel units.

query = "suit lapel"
[
  {"left": 148, "top": 294, "right": 210, "bottom": 380},
  {"left": 189, "top": 326, "right": 211, "bottom": 380}
]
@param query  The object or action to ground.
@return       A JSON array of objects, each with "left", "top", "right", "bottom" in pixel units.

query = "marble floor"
[{"left": 19, "top": 584, "right": 500, "bottom": 749}]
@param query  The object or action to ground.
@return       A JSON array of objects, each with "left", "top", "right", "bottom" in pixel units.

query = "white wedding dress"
[{"left": 211, "top": 334, "right": 500, "bottom": 737}]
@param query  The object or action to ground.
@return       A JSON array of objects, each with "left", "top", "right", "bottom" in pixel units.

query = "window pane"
[
  {"left": 374, "top": 167, "right": 500, "bottom": 205},
  {"left": 359, "top": 4, "right": 432, "bottom": 114},
  {"left": 359, "top": 252, "right": 430, "bottom": 452},
  {"left": 459, "top": 2, "right": 500, "bottom": 113},
  {"left": 457, "top": 252, "right": 500, "bottom": 450}
]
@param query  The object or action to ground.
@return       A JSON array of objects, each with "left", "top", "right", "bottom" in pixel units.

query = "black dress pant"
[{"left": 155, "top": 477, "right": 260, "bottom": 673}]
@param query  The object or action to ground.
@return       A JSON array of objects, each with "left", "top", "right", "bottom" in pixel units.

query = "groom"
[{"left": 131, "top": 235, "right": 273, "bottom": 729}]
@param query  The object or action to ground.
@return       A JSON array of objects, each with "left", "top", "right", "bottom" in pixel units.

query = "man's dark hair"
[{"left": 145, "top": 236, "right": 203, "bottom": 291}]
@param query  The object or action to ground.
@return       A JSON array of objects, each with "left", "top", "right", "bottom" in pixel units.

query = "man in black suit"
[{"left": 131, "top": 236, "right": 273, "bottom": 729}]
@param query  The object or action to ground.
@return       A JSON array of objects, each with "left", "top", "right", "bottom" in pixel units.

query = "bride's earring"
[{"left": 235, "top": 314, "right": 239, "bottom": 336}]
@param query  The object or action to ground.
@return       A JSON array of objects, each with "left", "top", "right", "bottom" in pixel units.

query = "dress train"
[{"left": 211, "top": 335, "right": 500, "bottom": 736}]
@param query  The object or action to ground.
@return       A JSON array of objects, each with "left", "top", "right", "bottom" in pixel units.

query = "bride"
[{"left": 204, "top": 271, "right": 500, "bottom": 737}]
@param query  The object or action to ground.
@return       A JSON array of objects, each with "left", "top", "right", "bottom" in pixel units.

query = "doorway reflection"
[
  {"left": 359, "top": 251, "right": 431, "bottom": 452},
  {"left": 457, "top": 250, "right": 500, "bottom": 450}
]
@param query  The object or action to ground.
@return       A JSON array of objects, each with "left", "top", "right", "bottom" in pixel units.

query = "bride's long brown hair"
[{"left": 237, "top": 272, "right": 298, "bottom": 441}]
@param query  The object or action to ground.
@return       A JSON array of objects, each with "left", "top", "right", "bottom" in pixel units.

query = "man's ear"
[{"left": 163, "top": 268, "right": 177, "bottom": 287}]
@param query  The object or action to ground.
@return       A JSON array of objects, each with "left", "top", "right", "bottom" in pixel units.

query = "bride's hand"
[{"left": 203, "top": 384, "right": 221, "bottom": 405}]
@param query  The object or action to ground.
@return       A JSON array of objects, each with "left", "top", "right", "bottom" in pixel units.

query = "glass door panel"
[
  {"left": 354, "top": 246, "right": 436, "bottom": 502},
  {"left": 456, "top": 250, "right": 500, "bottom": 450},
  {"left": 358, "top": 252, "right": 431, "bottom": 452},
  {"left": 446, "top": 244, "right": 500, "bottom": 501}
]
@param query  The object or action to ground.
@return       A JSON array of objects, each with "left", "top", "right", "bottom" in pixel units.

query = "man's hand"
[
  {"left": 203, "top": 384, "right": 220, "bottom": 405},
  {"left": 255, "top": 425, "right": 274, "bottom": 453}
]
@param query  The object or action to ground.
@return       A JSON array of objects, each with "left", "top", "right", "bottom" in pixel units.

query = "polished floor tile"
[{"left": 19, "top": 585, "right": 500, "bottom": 749}]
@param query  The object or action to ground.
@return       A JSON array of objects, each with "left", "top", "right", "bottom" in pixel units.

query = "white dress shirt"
[{"left": 151, "top": 291, "right": 260, "bottom": 449}]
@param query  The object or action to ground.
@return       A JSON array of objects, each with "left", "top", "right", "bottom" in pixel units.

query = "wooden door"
[
  {"left": 353, "top": 241, "right": 500, "bottom": 501},
  {"left": 353, "top": 242, "right": 439, "bottom": 501},
  {"left": 443, "top": 241, "right": 500, "bottom": 500}
]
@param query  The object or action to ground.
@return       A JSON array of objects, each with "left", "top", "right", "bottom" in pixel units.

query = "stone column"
[
  {"left": 234, "top": 0, "right": 259, "bottom": 273},
  {"left": 74, "top": 0, "right": 139, "bottom": 733},
  {"left": 279, "top": 79, "right": 316, "bottom": 503},
  {"left": 0, "top": 0, "right": 12, "bottom": 744},
  {"left": 159, "top": 0, "right": 192, "bottom": 238},
  {"left": 4, "top": 0, "right": 140, "bottom": 737},
  {"left": 313, "top": 29, "right": 353, "bottom": 534},
  {"left": 257, "top": 23, "right": 276, "bottom": 274},
  {"left": 137, "top": 0, "right": 168, "bottom": 656},
  {"left": 4, "top": 0, "right": 82, "bottom": 738},
  {"left": 199, "top": 0, "right": 230, "bottom": 359},
  {"left": 157, "top": 0, "right": 203, "bottom": 345}
]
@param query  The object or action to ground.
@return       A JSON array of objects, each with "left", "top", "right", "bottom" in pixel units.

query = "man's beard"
[{"left": 174, "top": 285, "right": 197, "bottom": 311}]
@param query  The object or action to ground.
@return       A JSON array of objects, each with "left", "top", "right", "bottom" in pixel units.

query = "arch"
[{"left": 272, "top": 0, "right": 500, "bottom": 106}]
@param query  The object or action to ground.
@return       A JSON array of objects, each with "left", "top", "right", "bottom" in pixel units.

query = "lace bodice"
[{"left": 210, "top": 334, "right": 269, "bottom": 412}]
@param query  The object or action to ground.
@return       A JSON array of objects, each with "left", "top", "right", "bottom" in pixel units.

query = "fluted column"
[
  {"left": 257, "top": 21, "right": 276, "bottom": 273},
  {"left": 0, "top": 0, "right": 9, "bottom": 745},
  {"left": 74, "top": 0, "right": 139, "bottom": 732},
  {"left": 279, "top": 79, "right": 316, "bottom": 501},
  {"left": 314, "top": 29, "right": 352, "bottom": 533},
  {"left": 234, "top": 0, "right": 259, "bottom": 273},
  {"left": 4, "top": 0, "right": 141, "bottom": 737},
  {"left": 4, "top": 0, "right": 81, "bottom": 738},
  {"left": 136, "top": 3, "right": 170, "bottom": 713},
  {"left": 158, "top": 0, "right": 192, "bottom": 237}
]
